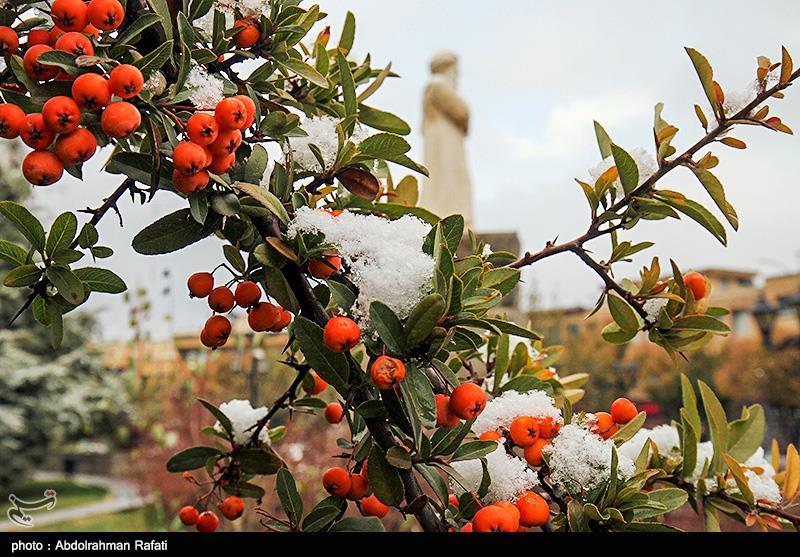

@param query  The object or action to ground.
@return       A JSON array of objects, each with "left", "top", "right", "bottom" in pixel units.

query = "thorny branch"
[{"left": 507, "top": 67, "right": 800, "bottom": 314}]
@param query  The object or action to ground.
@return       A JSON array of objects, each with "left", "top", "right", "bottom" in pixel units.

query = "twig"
[{"left": 246, "top": 362, "right": 310, "bottom": 445}]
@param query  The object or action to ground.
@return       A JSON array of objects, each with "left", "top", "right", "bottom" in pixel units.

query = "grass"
[
  {"left": 1, "top": 479, "right": 110, "bottom": 515},
  {"left": 33, "top": 504, "right": 161, "bottom": 532}
]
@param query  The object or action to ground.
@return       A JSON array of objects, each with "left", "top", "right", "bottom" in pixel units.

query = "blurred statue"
[{"left": 422, "top": 51, "right": 474, "bottom": 228}]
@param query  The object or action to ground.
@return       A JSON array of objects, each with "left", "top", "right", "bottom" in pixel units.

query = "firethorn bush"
[{"left": 1, "top": 0, "right": 800, "bottom": 533}]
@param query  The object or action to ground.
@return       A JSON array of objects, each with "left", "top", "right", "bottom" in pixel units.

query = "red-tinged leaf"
[
  {"left": 780, "top": 47, "right": 793, "bottom": 83},
  {"left": 336, "top": 167, "right": 380, "bottom": 200}
]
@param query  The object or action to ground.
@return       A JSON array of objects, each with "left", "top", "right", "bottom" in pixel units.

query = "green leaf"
[
  {"left": 358, "top": 133, "right": 411, "bottom": 159},
  {"left": 593, "top": 121, "right": 613, "bottom": 159},
  {"left": 277, "top": 58, "right": 328, "bottom": 88},
  {"left": 691, "top": 168, "right": 739, "bottom": 230},
  {"left": 45, "top": 212, "right": 78, "bottom": 256},
  {"left": 166, "top": 446, "right": 221, "bottom": 472},
  {"left": 385, "top": 446, "right": 412, "bottom": 469},
  {"left": 301, "top": 502, "right": 342, "bottom": 532},
  {"left": 72, "top": 267, "right": 127, "bottom": 294},
  {"left": 328, "top": 281, "right": 356, "bottom": 311},
  {"left": 0, "top": 201, "right": 45, "bottom": 252},
  {"left": 369, "top": 301, "right": 405, "bottom": 354},
  {"left": 680, "top": 374, "right": 702, "bottom": 434},
  {"left": 610, "top": 144, "right": 640, "bottom": 194},
  {"left": 3, "top": 264, "right": 41, "bottom": 287},
  {"left": 232, "top": 182, "right": 289, "bottom": 224},
  {"left": 132, "top": 209, "right": 219, "bottom": 255},
  {"left": 276, "top": 468, "right": 303, "bottom": 526},
  {"left": 727, "top": 404, "right": 765, "bottom": 462},
  {"left": 358, "top": 105, "right": 410, "bottom": 135},
  {"left": 451, "top": 441, "right": 498, "bottom": 463},
  {"left": 238, "top": 447, "right": 285, "bottom": 475},
  {"left": 404, "top": 293, "right": 446, "bottom": 348},
  {"left": 366, "top": 445, "right": 404, "bottom": 507},
  {"left": 657, "top": 192, "right": 727, "bottom": 245},
  {"left": 244, "top": 145, "right": 270, "bottom": 183},
  {"left": 402, "top": 364, "right": 437, "bottom": 429},
  {"left": 0, "top": 240, "right": 28, "bottom": 266},
  {"left": 293, "top": 317, "right": 350, "bottom": 394},
  {"left": 337, "top": 11, "right": 355, "bottom": 54},
  {"left": 329, "top": 517, "right": 385, "bottom": 532},
  {"left": 723, "top": 454, "right": 754, "bottom": 507},
  {"left": 337, "top": 53, "right": 357, "bottom": 120},
  {"left": 133, "top": 40, "right": 174, "bottom": 78},
  {"left": 46, "top": 299, "right": 63, "bottom": 348},
  {"left": 198, "top": 398, "right": 232, "bottom": 439},
  {"left": 685, "top": 47, "right": 718, "bottom": 115},
  {"left": 607, "top": 294, "right": 641, "bottom": 332},
  {"left": 46, "top": 265, "right": 85, "bottom": 304},
  {"left": 611, "top": 411, "right": 647, "bottom": 445},
  {"left": 698, "top": 380, "right": 728, "bottom": 474},
  {"left": 671, "top": 315, "right": 730, "bottom": 333},
  {"left": 601, "top": 322, "right": 637, "bottom": 344},
  {"left": 484, "top": 318, "right": 541, "bottom": 340},
  {"left": 114, "top": 12, "right": 162, "bottom": 46}
]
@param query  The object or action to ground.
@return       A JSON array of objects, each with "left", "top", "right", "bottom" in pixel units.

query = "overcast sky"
[{"left": 27, "top": 0, "right": 800, "bottom": 340}]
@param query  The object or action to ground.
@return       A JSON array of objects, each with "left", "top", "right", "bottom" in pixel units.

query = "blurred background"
[{"left": 1, "top": 0, "right": 798, "bottom": 532}]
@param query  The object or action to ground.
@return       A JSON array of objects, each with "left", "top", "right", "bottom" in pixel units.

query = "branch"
[
  {"left": 246, "top": 362, "right": 311, "bottom": 445},
  {"left": 569, "top": 245, "right": 647, "bottom": 319}
]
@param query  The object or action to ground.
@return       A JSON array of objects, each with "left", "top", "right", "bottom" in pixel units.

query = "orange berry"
[
  {"left": 54, "top": 128, "right": 97, "bottom": 165},
  {"left": 51, "top": 0, "right": 89, "bottom": 32},
  {"left": 178, "top": 505, "right": 199, "bottom": 526},
  {"left": 493, "top": 502, "right": 521, "bottom": 531},
  {"left": 459, "top": 522, "right": 473, "bottom": 532},
  {"left": 247, "top": 302, "right": 281, "bottom": 332},
  {"left": 101, "top": 101, "right": 141, "bottom": 138},
  {"left": 515, "top": 491, "right": 550, "bottom": 527},
  {"left": 270, "top": 309, "right": 292, "bottom": 331},
  {"left": 322, "top": 316, "right": 360, "bottom": 352},
  {"left": 509, "top": 416, "right": 540, "bottom": 447},
  {"left": 87, "top": 0, "right": 125, "bottom": 31},
  {"left": 172, "top": 141, "right": 207, "bottom": 176},
  {"left": 23, "top": 44, "right": 58, "bottom": 81},
  {"left": 72, "top": 73, "right": 111, "bottom": 110},
  {"left": 234, "top": 280, "right": 261, "bottom": 308},
  {"left": 187, "top": 112, "right": 219, "bottom": 146},
  {"left": 48, "top": 27, "right": 65, "bottom": 46},
  {"left": 523, "top": 438, "right": 550, "bottom": 466},
  {"left": 346, "top": 473, "right": 368, "bottom": 501},
  {"left": 55, "top": 31, "right": 94, "bottom": 56},
  {"left": 20, "top": 113, "right": 56, "bottom": 149},
  {"left": 480, "top": 431, "right": 502, "bottom": 442},
  {"left": 325, "top": 402, "right": 344, "bottom": 424},
  {"left": 472, "top": 505, "right": 517, "bottom": 533},
  {"left": 208, "top": 128, "right": 242, "bottom": 157},
  {"left": 109, "top": 64, "right": 143, "bottom": 99},
  {"left": 0, "top": 26, "right": 19, "bottom": 55},
  {"left": 27, "top": 29, "right": 50, "bottom": 47},
  {"left": 0, "top": 103, "right": 26, "bottom": 139},
  {"left": 195, "top": 510, "right": 219, "bottom": 532},
  {"left": 308, "top": 254, "right": 342, "bottom": 279},
  {"left": 536, "top": 417, "right": 560, "bottom": 439},
  {"left": 302, "top": 371, "right": 328, "bottom": 395},
  {"left": 435, "top": 394, "right": 461, "bottom": 428},
  {"left": 232, "top": 19, "right": 261, "bottom": 49},
  {"left": 683, "top": 271, "right": 708, "bottom": 301},
  {"left": 233, "top": 94, "right": 256, "bottom": 129},
  {"left": 214, "top": 97, "right": 247, "bottom": 130},
  {"left": 42, "top": 96, "right": 81, "bottom": 134},
  {"left": 172, "top": 169, "right": 209, "bottom": 195},
  {"left": 22, "top": 150, "right": 64, "bottom": 186},
  {"left": 208, "top": 286, "right": 235, "bottom": 313},
  {"left": 207, "top": 153, "right": 236, "bottom": 174},
  {"left": 188, "top": 272, "right": 214, "bottom": 298},
  {"left": 203, "top": 315, "right": 232, "bottom": 343},
  {"left": 82, "top": 23, "right": 101, "bottom": 36},
  {"left": 592, "top": 412, "right": 618, "bottom": 440},
  {"left": 322, "top": 467, "right": 351, "bottom": 497},
  {"left": 218, "top": 496, "right": 244, "bottom": 521},
  {"left": 449, "top": 494, "right": 459, "bottom": 508},
  {"left": 448, "top": 383, "right": 487, "bottom": 420},
  {"left": 610, "top": 397, "right": 638, "bottom": 425},
  {"left": 360, "top": 494, "right": 389, "bottom": 518},
  {"left": 200, "top": 327, "right": 225, "bottom": 348},
  {"left": 370, "top": 355, "right": 406, "bottom": 390}
]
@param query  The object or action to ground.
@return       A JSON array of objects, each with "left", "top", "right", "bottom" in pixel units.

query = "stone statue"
[{"left": 421, "top": 51, "right": 474, "bottom": 229}]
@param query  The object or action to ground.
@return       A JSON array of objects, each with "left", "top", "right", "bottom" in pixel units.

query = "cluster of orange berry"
[
  {"left": 178, "top": 496, "right": 244, "bottom": 533},
  {"left": 483, "top": 414, "right": 561, "bottom": 468},
  {"left": 0, "top": 0, "right": 147, "bottom": 186},
  {"left": 459, "top": 491, "right": 550, "bottom": 532},
  {"left": 173, "top": 95, "right": 256, "bottom": 194},
  {"left": 186, "top": 271, "right": 293, "bottom": 349},
  {"left": 322, "top": 463, "right": 390, "bottom": 519},
  {"left": 589, "top": 397, "right": 639, "bottom": 440}
]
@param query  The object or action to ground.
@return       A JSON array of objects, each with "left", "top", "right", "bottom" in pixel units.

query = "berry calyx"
[
  {"left": 448, "top": 383, "right": 487, "bottom": 420},
  {"left": 610, "top": 397, "right": 638, "bottom": 425},
  {"left": 322, "top": 315, "right": 360, "bottom": 352},
  {"left": 188, "top": 272, "right": 214, "bottom": 298},
  {"left": 369, "top": 355, "right": 406, "bottom": 390},
  {"left": 322, "top": 467, "right": 351, "bottom": 497}
]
